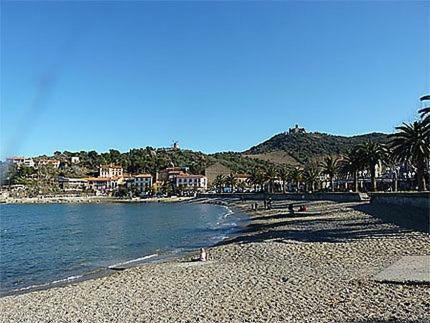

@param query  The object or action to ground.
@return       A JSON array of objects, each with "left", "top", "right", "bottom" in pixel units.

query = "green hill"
[
  {"left": 1, "top": 131, "right": 391, "bottom": 188},
  {"left": 244, "top": 131, "right": 389, "bottom": 164}
]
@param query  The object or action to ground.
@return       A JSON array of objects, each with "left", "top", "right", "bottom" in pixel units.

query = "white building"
[
  {"left": 128, "top": 174, "right": 153, "bottom": 195},
  {"left": 99, "top": 164, "right": 123, "bottom": 178},
  {"left": 6, "top": 157, "right": 35, "bottom": 168},
  {"left": 175, "top": 174, "right": 207, "bottom": 191},
  {"left": 58, "top": 177, "right": 88, "bottom": 192},
  {"left": 71, "top": 156, "right": 80, "bottom": 164},
  {"left": 38, "top": 159, "right": 60, "bottom": 168}
]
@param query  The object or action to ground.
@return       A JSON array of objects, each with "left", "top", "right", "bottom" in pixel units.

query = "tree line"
[{"left": 213, "top": 105, "right": 430, "bottom": 193}]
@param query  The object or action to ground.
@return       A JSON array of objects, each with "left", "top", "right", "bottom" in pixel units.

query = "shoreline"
[
  {"left": 0, "top": 195, "right": 194, "bottom": 204},
  {"left": 1, "top": 198, "right": 429, "bottom": 322},
  {"left": 0, "top": 251, "right": 196, "bottom": 299},
  {"left": 0, "top": 199, "right": 248, "bottom": 298}
]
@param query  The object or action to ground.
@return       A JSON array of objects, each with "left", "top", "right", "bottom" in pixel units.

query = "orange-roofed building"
[
  {"left": 158, "top": 167, "right": 189, "bottom": 183},
  {"left": 85, "top": 177, "right": 120, "bottom": 195}
]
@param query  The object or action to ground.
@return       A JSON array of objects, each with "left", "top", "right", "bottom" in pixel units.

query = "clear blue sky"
[{"left": 1, "top": 1, "right": 429, "bottom": 158}]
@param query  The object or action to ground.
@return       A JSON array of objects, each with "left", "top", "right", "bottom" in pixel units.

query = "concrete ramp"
[{"left": 374, "top": 256, "right": 430, "bottom": 284}]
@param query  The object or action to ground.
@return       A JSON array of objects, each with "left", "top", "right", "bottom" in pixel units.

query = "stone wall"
[
  {"left": 369, "top": 192, "right": 430, "bottom": 210},
  {"left": 365, "top": 192, "right": 429, "bottom": 234},
  {"left": 198, "top": 192, "right": 365, "bottom": 202}
]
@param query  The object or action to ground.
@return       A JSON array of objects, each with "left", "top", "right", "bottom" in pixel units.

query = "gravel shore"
[
  {"left": 1, "top": 199, "right": 429, "bottom": 322},
  {"left": 1, "top": 196, "right": 193, "bottom": 204}
]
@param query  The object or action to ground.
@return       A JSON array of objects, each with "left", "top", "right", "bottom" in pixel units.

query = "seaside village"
[
  {"left": 1, "top": 155, "right": 210, "bottom": 198},
  {"left": 1, "top": 119, "right": 428, "bottom": 200},
  {"left": 0, "top": 146, "right": 422, "bottom": 200}
]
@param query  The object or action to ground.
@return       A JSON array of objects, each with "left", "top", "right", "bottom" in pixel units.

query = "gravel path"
[{"left": 1, "top": 199, "right": 429, "bottom": 322}]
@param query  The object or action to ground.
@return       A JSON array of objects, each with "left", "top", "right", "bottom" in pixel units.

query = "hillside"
[
  {"left": 242, "top": 151, "right": 301, "bottom": 166},
  {"left": 1, "top": 131, "right": 391, "bottom": 188},
  {"left": 244, "top": 131, "right": 389, "bottom": 164}
]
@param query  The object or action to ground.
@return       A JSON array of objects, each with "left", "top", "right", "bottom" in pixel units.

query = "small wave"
[
  {"left": 11, "top": 274, "right": 84, "bottom": 294},
  {"left": 15, "top": 282, "right": 51, "bottom": 292},
  {"left": 221, "top": 206, "right": 234, "bottom": 218},
  {"left": 108, "top": 254, "right": 158, "bottom": 269},
  {"left": 209, "top": 234, "right": 229, "bottom": 241},
  {"left": 51, "top": 275, "right": 83, "bottom": 284}
]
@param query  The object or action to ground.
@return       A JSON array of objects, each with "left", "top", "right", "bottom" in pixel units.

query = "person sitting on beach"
[
  {"left": 288, "top": 203, "right": 294, "bottom": 212},
  {"left": 298, "top": 205, "right": 307, "bottom": 212},
  {"left": 199, "top": 248, "right": 208, "bottom": 262}
]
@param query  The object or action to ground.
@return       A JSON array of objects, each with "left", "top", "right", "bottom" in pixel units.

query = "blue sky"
[{"left": 1, "top": 1, "right": 429, "bottom": 158}]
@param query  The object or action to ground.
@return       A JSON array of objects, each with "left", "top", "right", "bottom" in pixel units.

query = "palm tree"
[
  {"left": 236, "top": 180, "right": 246, "bottom": 192},
  {"left": 419, "top": 105, "right": 430, "bottom": 138},
  {"left": 320, "top": 156, "right": 339, "bottom": 192},
  {"left": 419, "top": 95, "right": 430, "bottom": 122},
  {"left": 420, "top": 106, "right": 430, "bottom": 121},
  {"left": 247, "top": 168, "right": 264, "bottom": 192},
  {"left": 338, "top": 148, "right": 365, "bottom": 192},
  {"left": 213, "top": 174, "right": 226, "bottom": 193},
  {"left": 247, "top": 169, "right": 258, "bottom": 192},
  {"left": 226, "top": 173, "right": 237, "bottom": 193},
  {"left": 255, "top": 171, "right": 266, "bottom": 192},
  {"left": 265, "top": 167, "right": 278, "bottom": 193},
  {"left": 389, "top": 121, "right": 430, "bottom": 191},
  {"left": 303, "top": 162, "right": 321, "bottom": 192},
  {"left": 288, "top": 167, "right": 303, "bottom": 192},
  {"left": 278, "top": 166, "right": 290, "bottom": 193},
  {"left": 357, "top": 141, "right": 390, "bottom": 192}
]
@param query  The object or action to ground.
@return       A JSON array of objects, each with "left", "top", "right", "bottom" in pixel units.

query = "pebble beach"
[{"left": 1, "top": 198, "right": 429, "bottom": 322}]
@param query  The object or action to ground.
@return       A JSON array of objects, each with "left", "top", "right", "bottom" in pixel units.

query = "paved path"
[{"left": 374, "top": 256, "right": 430, "bottom": 284}]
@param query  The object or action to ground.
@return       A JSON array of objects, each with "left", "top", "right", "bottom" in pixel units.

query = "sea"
[{"left": 0, "top": 202, "right": 247, "bottom": 295}]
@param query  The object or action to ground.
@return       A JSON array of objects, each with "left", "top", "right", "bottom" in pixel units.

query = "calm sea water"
[{"left": 0, "top": 202, "right": 246, "bottom": 295}]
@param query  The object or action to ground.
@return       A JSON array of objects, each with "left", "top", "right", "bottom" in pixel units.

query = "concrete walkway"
[{"left": 374, "top": 256, "right": 430, "bottom": 284}]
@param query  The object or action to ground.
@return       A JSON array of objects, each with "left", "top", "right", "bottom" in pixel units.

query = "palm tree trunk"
[
  {"left": 330, "top": 176, "right": 334, "bottom": 192},
  {"left": 371, "top": 168, "right": 377, "bottom": 192},
  {"left": 353, "top": 171, "right": 358, "bottom": 192},
  {"left": 394, "top": 172, "right": 398, "bottom": 192},
  {"left": 416, "top": 160, "right": 426, "bottom": 191}
]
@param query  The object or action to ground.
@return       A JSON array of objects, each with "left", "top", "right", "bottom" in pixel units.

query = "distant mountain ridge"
[{"left": 243, "top": 131, "right": 389, "bottom": 164}]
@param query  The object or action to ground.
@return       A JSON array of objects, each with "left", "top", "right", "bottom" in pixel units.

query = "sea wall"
[
  {"left": 364, "top": 192, "right": 429, "bottom": 234},
  {"left": 198, "top": 192, "right": 365, "bottom": 202},
  {"left": 369, "top": 192, "right": 430, "bottom": 210}
]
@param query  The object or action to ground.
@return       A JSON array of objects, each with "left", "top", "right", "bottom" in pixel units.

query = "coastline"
[
  {"left": 0, "top": 199, "right": 248, "bottom": 298},
  {"left": 1, "top": 198, "right": 429, "bottom": 322},
  {"left": 0, "top": 195, "right": 194, "bottom": 204}
]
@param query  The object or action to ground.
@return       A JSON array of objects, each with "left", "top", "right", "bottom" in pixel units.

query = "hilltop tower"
[{"left": 288, "top": 124, "right": 306, "bottom": 134}]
